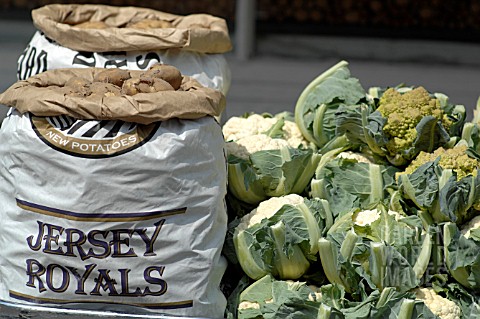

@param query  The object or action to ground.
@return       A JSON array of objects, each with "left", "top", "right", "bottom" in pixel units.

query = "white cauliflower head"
[
  {"left": 307, "top": 285, "right": 322, "bottom": 302},
  {"left": 222, "top": 114, "right": 277, "bottom": 142},
  {"left": 222, "top": 114, "right": 309, "bottom": 150},
  {"left": 282, "top": 120, "right": 309, "bottom": 148},
  {"left": 238, "top": 301, "right": 260, "bottom": 310},
  {"left": 337, "top": 151, "right": 374, "bottom": 164},
  {"left": 415, "top": 287, "right": 461, "bottom": 319},
  {"left": 461, "top": 215, "right": 480, "bottom": 239},
  {"left": 353, "top": 209, "right": 381, "bottom": 226},
  {"left": 225, "top": 134, "right": 290, "bottom": 159},
  {"left": 237, "top": 194, "right": 305, "bottom": 231}
]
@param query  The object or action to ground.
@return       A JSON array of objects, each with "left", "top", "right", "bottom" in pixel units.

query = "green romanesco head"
[
  {"left": 377, "top": 87, "right": 452, "bottom": 156},
  {"left": 403, "top": 145, "right": 479, "bottom": 180}
]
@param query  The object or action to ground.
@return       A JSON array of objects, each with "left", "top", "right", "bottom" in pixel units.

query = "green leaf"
[
  {"left": 412, "top": 115, "right": 451, "bottom": 156},
  {"left": 228, "top": 147, "right": 319, "bottom": 205},
  {"left": 398, "top": 161, "right": 439, "bottom": 210},
  {"left": 313, "top": 158, "right": 399, "bottom": 217},
  {"left": 368, "top": 242, "right": 420, "bottom": 292},
  {"left": 462, "top": 122, "right": 480, "bottom": 154},
  {"left": 364, "top": 110, "right": 389, "bottom": 156},
  {"left": 320, "top": 284, "right": 346, "bottom": 310},
  {"left": 295, "top": 60, "right": 366, "bottom": 145},
  {"left": 234, "top": 222, "right": 274, "bottom": 280},
  {"left": 263, "top": 117, "right": 286, "bottom": 139},
  {"left": 250, "top": 148, "right": 318, "bottom": 198},
  {"left": 227, "top": 156, "right": 269, "bottom": 204},
  {"left": 270, "top": 201, "right": 324, "bottom": 259},
  {"left": 446, "top": 228, "right": 480, "bottom": 270},
  {"left": 438, "top": 174, "right": 476, "bottom": 224}
]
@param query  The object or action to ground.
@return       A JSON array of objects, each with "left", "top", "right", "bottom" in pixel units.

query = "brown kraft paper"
[
  {"left": 0, "top": 68, "right": 226, "bottom": 125},
  {"left": 31, "top": 4, "right": 232, "bottom": 54}
]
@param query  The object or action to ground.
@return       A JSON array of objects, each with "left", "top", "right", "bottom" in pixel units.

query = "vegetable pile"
[{"left": 221, "top": 60, "right": 480, "bottom": 319}]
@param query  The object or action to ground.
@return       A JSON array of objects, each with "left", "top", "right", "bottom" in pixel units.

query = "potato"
[
  {"left": 127, "top": 19, "right": 173, "bottom": 29},
  {"left": 88, "top": 82, "right": 122, "bottom": 98},
  {"left": 57, "top": 86, "right": 85, "bottom": 97},
  {"left": 94, "top": 69, "right": 131, "bottom": 87},
  {"left": 122, "top": 77, "right": 174, "bottom": 95},
  {"left": 64, "top": 77, "right": 91, "bottom": 96},
  {"left": 142, "top": 64, "right": 183, "bottom": 90},
  {"left": 73, "top": 21, "right": 110, "bottom": 29}
]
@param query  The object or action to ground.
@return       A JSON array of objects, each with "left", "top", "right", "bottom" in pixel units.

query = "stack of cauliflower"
[{"left": 221, "top": 60, "right": 480, "bottom": 319}]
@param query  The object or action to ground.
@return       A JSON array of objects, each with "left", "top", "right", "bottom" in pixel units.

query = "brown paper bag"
[
  {"left": 31, "top": 4, "right": 232, "bottom": 54},
  {"left": 0, "top": 67, "right": 226, "bottom": 125}
]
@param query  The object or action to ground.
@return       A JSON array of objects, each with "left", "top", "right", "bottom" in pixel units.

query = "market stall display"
[
  {"left": 0, "top": 3, "right": 480, "bottom": 319},
  {"left": 222, "top": 60, "right": 480, "bottom": 319}
]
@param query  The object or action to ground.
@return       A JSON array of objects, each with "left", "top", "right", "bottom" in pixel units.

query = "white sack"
[
  {"left": 17, "top": 31, "right": 231, "bottom": 95},
  {"left": 0, "top": 110, "right": 228, "bottom": 318}
]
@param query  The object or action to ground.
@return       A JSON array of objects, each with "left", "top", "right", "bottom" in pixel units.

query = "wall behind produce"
[{"left": 2, "top": 0, "right": 480, "bottom": 43}]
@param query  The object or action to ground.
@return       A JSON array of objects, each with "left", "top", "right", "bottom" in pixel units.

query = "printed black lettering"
[
  {"left": 143, "top": 266, "right": 167, "bottom": 296},
  {"left": 110, "top": 229, "right": 137, "bottom": 258},
  {"left": 46, "top": 263, "right": 70, "bottom": 293},
  {"left": 24, "top": 46, "right": 37, "bottom": 79},
  {"left": 72, "top": 52, "right": 96, "bottom": 67},
  {"left": 26, "top": 259, "right": 47, "bottom": 293},
  {"left": 26, "top": 221, "right": 45, "bottom": 251},
  {"left": 136, "top": 52, "right": 160, "bottom": 69},
  {"left": 36, "top": 50, "right": 48, "bottom": 75},
  {"left": 17, "top": 46, "right": 48, "bottom": 80},
  {"left": 104, "top": 59, "right": 127, "bottom": 68},
  {"left": 17, "top": 45, "right": 29, "bottom": 80},
  {"left": 135, "top": 219, "right": 165, "bottom": 256},
  {"left": 90, "top": 269, "right": 119, "bottom": 296}
]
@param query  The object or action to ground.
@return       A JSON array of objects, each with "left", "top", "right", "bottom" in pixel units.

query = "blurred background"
[{"left": 0, "top": 0, "right": 480, "bottom": 121}]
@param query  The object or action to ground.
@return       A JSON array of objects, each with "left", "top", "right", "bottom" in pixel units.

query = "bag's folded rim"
[
  {"left": 0, "top": 68, "right": 226, "bottom": 124},
  {"left": 32, "top": 4, "right": 233, "bottom": 54}
]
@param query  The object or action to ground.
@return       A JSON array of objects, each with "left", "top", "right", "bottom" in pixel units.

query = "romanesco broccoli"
[
  {"left": 402, "top": 145, "right": 479, "bottom": 180},
  {"left": 378, "top": 87, "right": 452, "bottom": 159}
]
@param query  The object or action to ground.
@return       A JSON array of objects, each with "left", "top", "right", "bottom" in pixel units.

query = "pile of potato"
[{"left": 60, "top": 63, "right": 183, "bottom": 99}]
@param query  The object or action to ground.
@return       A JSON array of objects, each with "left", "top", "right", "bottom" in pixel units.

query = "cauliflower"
[
  {"left": 353, "top": 208, "right": 381, "bottom": 226},
  {"left": 460, "top": 215, "right": 480, "bottom": 239},
  {"left": 337, "top": 151, "right": 374, "bottom": 164},
  {"left": 414, "top": 287, "right": 462, "bottom": 319},
  {"left": 401, "top": 145, "right": 479, "bottom": 180},
  {"left": 222, "top": 113, "right": 309, "bottom": 149},
  {"left": 238, "top": 301, "right": 260, "bottom": 310},
  {"left": 282, "top": 120, "right": 309, "bottom": 148},
  {"left": 225, "top": 134, "right": 290, "bottom": 159},
  {"left": 233, "top": 194, "right": 332, "bottom": 280},
  {"left": 223, "top": 114, "right": 278, "bottom": 142},
  {"left": 377, "top": 86, "right": 452, "bottom": 161},
  {"left": 225, "top": 114, "right": 321, "bottom": 205},
  {"left": 238, "top": 194, "right": 305, "bottom": 230},
  {"left": 307, "top": 285, "right": 322, "bottom": 302}
]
